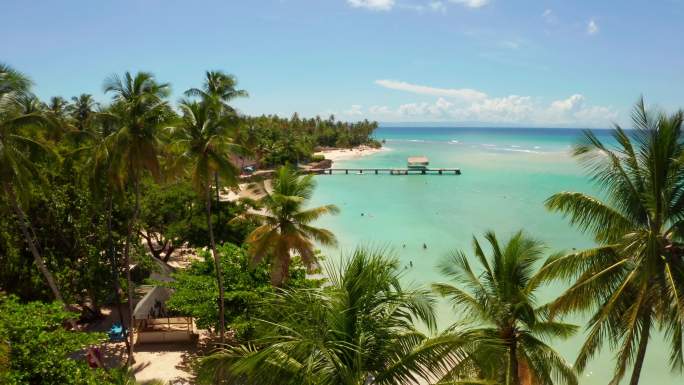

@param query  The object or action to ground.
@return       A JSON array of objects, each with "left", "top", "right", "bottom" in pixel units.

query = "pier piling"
[{"left": 306, "top": 168, "right": 460, "bottom": 176}]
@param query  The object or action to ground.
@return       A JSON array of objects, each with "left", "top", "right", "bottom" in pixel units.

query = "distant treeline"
[{"left": 238, "top": 113, "right": 380, "bottom": 166}]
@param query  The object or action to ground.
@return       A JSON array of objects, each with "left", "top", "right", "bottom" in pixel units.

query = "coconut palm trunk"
[
  {"left": 274, "top": 248, "right": 291, "bottom": 287},
  {"left": 3, "top": 182, "right": 64, "bottom": 303},
  {"left": 508, "top": 334, "right": 520, "bottom": 385},
  {"left": 215, "top": 172, "right": 221, "bottom": 226},
  {"left": 122, "top": 173, "right": 141, "bottom": 365},
  {"left": 106, "top": 194, "right": 132, "bottom": 357},
  {"left": 629, "top": 315, "right": 652, "bottom": 385},
  {"left": 206, "top": 182, "right": 226, "bottom": 342}
]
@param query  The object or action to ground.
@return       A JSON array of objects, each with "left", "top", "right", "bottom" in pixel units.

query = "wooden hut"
[
  {"left": 132, "top": 286, "right": 196, "bottom": 344},
  {"left": 407, "top": 156, "right": 429, "bottom": 170}
]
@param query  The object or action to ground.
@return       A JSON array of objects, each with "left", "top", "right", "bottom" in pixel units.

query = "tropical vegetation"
[
  {"left": 165, "top": 243, "right": 317, "bottom": 341},
  {"left": 541, "top": 99, "right": 684, "bottom": 385},
  {"left": 0, "top": 295, "right": 110, "bottom": 385},
  {"left": 1, "top": 59, "right": 682, "bottom": 385},
  {"left": 198, "top": 248, "right": 472, "bottom": 385},
  {"left": 237, "top": 165, "right": 340, "bottom": 286},
  {"left": 433, "top": 231, "right": 578, "bottom": 385}
]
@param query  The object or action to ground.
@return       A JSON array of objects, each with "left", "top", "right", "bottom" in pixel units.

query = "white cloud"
[
  {"left": 587, "top": 19, "right": 599, "bottom": 35},
  {"left": 550, "top": 94, "right": 584, "bottom": 112},
  {"left": 339, "top": 80, "right": 617, "bottom": 127},
  {"left": 347, "top": 0, "right": 395, "bottom": 11},
  {"left": 348, "top": 0, "right": 484, "bottom": 13},
  {"left": 375, "top": 79, "right": 487, "bottom": 101},
  {"left": 393, "top": 1, "right": 448, "bottom": 13},
  {"left": 449, "top": 0, "right": 489, "bottom": 8},
  {"left": 542, "top": 9, "right": 556, "bottom": 23},
  {"left": 368, "top": 105, "right": 392, "bottom": 114},
  {"left": 345, "top": 104, "right": 364, "bottom": 115}
]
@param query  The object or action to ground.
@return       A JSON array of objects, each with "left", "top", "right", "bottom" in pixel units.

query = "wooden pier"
[{"left": 305, "top": 168, "right": 461, "bottom": 175}]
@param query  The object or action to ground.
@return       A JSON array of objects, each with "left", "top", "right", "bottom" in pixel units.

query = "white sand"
[
  {"left": 133, "top": 346, "right": 194, "bottom": 384},
  {"left": 314, "top": 145, "right": 387, "bottom": 162},
  {"left": 221, "top": 181, "right": 271, "bottom": 202}
]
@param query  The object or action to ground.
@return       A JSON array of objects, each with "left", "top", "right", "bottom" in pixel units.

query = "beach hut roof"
[
  {"left": 408, "top": 156, "right": 429, "bottom": 164},
  {"left": 133, "top": 286, "right": 171, "bottom": 320}
]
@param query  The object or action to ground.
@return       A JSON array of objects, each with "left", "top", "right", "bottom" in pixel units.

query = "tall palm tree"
[
  {"left": 69, "top": 93, "right": 98, "bottom": 131},
  {"left": 199, "top": 248, "right": 472, "bottom": 385},
  {"left": 73, "top": 104, "right": 134, "bottom": 358},
  {"left": 169, "top": 100, "right": 244, "bottom": 342},
  {"left": 0, "top": 63, "right": 65, "bottom": 303},
  {"left": 540, "top": 99, "right": 684, "bottom": 385},
  {"left": 103, "top": 71, "right": 171, "bottom": 364},
  {"left": 184, "top": 70, "right": 248, "bottom": 115},
  {"left": 185, "top": 70, "right": 248, "bottom": 221},
  {"left": 47, "top": 96, "right": 69, "bottom": 117},
  {"left": 433, "top": 231, "right": 578, "bottom": 385},
  {"left": 238, "top": 166, "right": 339, "bottom": 286}
]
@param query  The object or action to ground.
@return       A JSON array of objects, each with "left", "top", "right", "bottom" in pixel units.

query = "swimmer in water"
[
  {"left": 423, "top": 243, "right": 427, "bottom": 249},
  {"left": 409, "top": 261, "right": 413, "bottom": 267}
]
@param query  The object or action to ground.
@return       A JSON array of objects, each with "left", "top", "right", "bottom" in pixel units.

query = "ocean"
[{"left": 308, "top": 126, "right": 678, "bottom": 385}]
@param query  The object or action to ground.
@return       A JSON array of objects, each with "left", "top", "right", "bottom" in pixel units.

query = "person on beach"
[{"left": 86, "top": 346, "right": 103, "bottom": 368}]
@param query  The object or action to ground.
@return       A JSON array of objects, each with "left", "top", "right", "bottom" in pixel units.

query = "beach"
[{"left": 314, "top": 145, "right": 387, "bottom": 162}]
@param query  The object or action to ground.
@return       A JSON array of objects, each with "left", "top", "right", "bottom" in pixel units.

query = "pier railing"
[{"left": 304, "top": 168, "right": 461, "bottom": 175}]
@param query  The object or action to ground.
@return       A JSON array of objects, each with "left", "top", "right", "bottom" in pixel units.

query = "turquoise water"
[{"left": 308, "top": 127, "right": 679, "bottom": 385}]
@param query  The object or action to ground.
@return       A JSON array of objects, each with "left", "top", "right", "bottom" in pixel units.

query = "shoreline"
[{"left": 314, "top": 145, "right": 387, "bottom": 162}]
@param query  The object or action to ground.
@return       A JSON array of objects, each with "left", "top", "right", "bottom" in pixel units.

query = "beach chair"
[{"left": 107, "top": 322, "right": 127, "bottom": 342}]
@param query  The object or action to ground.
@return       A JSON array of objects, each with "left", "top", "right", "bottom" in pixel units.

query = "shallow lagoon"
[{"left": 309, "top": 127, "right": 678, "bottom": 385}]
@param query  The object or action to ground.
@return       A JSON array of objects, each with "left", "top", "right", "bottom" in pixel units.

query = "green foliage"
[
  {"left": 541, "top": 99, "right": 684, "bottom": 385},
  {"left": 138, "top": 180, "right": 199, "bottom": 261},
  {"left": 238, "top": 114, "right": 378, "bottom": 167},
  {"left": 309, "top": 154, "right": 325, "bottom": 162},
  {"left": 139, "top": 180, "right": 254, "bottom": 254},
  {"left": 129, "top": 248, "right": 157, "bottom": 284},
  {"left": 198, "top": 248, "right": 469, "bottom": 385},
  {"left": 433, "top": 231, "right": 578, "bottom": 385},
  {"left": 0, "top": 295, "right": 109, "bottom": 385},
  {"left": 0, "top": 64, "right": 122, "bottom": 306},
  {"left": 239, "top": 166, "right": 339, "bottom": 286},
  {"left": 165, "top": 243, "right": 316, "bottom": 340}
]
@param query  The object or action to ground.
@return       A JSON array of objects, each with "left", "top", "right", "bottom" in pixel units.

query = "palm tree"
[
  {"left": 0, "top": 63, "right": 65, "bottom": 303},
  {"left": 69, "top": 93, "right": 98, "bottom": 131},
  {"left": 73, "top": 104, "right": 135, "bottom": 358},
  {"left": 199, "top": 248, "right": 472, "bottom": 385},
  {"left": 432, "top": 231, "right": 578, "bottom": 385},
  {"left": 185, "top": 70, "right": 248, "bottom": 221},
  {"left": 238, "top": 166, "right": 339, "bottom": 286},
  {"left": 169, "top": 100, "right": 244, "bottom": 343},
  {"left": 47, "top": 96, "right": 69, "bottom": 117},
  {"left": 184, "top": 70, "right": 248, "bottom": 115},
  {"left": 540, "top": 99, "right": 684, "bottom": 385},
  {"left": 103, "top": 71, "right": 171, "bottom": 364}
]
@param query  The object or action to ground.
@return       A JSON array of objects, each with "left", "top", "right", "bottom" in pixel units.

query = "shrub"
[
  {"left": 0, "top": 295, "right": 110, "bottom": 385},
  {"left": 165, "top": 243, "right": 319, "bottom": 341},
  {"left": 310, "top": 154, "right": 325, "bottom": 162}
]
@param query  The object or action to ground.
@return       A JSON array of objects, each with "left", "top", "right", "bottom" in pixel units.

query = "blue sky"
[{"left": 2, "top": 0, "right": 682, "bottom": 127}]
